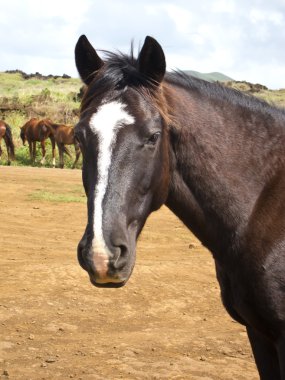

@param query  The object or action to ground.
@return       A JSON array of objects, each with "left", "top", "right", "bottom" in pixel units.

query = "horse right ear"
[
  {"left": 75, "top": 35, "right": 104, "bottom": 86},
  {"left": 138, "top": 36, "right": 166, "bottom": 85}
]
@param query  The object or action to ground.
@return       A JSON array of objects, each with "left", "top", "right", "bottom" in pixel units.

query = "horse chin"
[
  {"left": 89, "top": 278, "right": 127, "bottom": 288},
  {"left": 88, "top": 264, "right": 134, "bottom": 288}
]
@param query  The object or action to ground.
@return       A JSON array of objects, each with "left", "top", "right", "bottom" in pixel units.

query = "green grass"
[
  {"left": 28, "top": 190, "right": 86, "bottom": 203},
  {"left": 4, "top": 110, "right": 27, "bottom": 128}
]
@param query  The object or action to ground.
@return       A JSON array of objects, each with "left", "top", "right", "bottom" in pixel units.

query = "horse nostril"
[
  {"left": 112, "top": 244, "right": 128, "bottom": 270},
  {"left": 119, "top": 244, "right": 128, "bottom": 259}
]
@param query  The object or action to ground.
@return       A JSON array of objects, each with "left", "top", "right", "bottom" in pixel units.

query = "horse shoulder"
[
  {"left": 246, "top": 170, "right": 285, "bottom": 255},
  {"left": 236, "top": 170, "right": 285, "bottom": 330}
]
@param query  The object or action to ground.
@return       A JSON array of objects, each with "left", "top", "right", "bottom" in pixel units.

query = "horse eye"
[{"left": 147, "top": 132, "right": 161, "bottom": 145}]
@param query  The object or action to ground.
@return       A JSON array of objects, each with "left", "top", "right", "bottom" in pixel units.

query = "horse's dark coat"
[{"left": 74, "top": 35, "right": 285, "bottom": 379}]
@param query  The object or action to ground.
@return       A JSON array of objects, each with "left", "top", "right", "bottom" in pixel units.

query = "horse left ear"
[
  {"left": 75, "top": 35, "right": 104, "bottom": 86},
  {"left": 138, "top": 36, "right": 166, "bottom": 85}
]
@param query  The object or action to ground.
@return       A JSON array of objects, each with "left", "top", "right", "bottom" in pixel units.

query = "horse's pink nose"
[{"left": 92, "top": 250, "right": 109, "bottom": 279}]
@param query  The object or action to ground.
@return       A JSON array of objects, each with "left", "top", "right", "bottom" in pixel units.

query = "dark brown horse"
[
  {"left": 20, "top": 118, "right": 56, "bottom": 166},
  {"left": 0, "top": 120, "right": 15, "bottom": 165},
  {"left": 46, "top": 122, "right": 80, "bottom": 168},
  {"left": 74, "top": 35, "right": 285, "bottom": 379}
]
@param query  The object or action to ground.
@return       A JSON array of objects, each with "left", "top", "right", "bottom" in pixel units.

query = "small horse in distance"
[
  {"left": 74, "top": 35, "right": 285, "bottom": 379},
  {"left": 0, "top": 120, "right": 15, "bottom": 165},
  {"left": 45, "top": 122, "right": 80, "bottom": 168},
  {"left": 20, "top": 118, "right": 56, "bottom": 166}
]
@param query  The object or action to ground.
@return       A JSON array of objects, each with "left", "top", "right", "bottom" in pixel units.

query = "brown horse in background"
[
  {"left": 0, "top": 120, "right": 15, "bottom": 165},
  {"left": 46, "top": 122, "right": 80, "bottom": 168},
  {"left": 20, "top": 118, "right": 56, "bottom": 166}
]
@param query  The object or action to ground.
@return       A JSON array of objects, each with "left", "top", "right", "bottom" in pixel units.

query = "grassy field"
[
  {"left": 0, "top": 71, "right": 285, "bottom": 168},
  {"left": 0, "top": 71, "right": 82, "bottom": 168}
]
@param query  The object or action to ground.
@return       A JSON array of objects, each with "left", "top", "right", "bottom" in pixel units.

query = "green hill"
[{"left": 184, "top": 70, "right": 234, "bottom": 82}]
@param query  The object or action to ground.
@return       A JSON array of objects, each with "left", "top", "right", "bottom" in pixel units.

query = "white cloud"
[
  {"left": 249, "top": 8, "right": 284, "bottom": 25},
  {"left": 212, "top": 0, "right": 236, "bottom": 13},
  {"left": 163, "top": 4, "right": 193, "bottom": 34},
  {"left": 0, "top": 0, "right": 284, "bottom": 89}
]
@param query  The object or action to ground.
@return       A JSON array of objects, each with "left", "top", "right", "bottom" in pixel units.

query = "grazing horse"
[
  {"left": 0, "top": 120, "right": 15, "bottom": 165},
  {"left": 20, "top": 118, "right": 56, "bottom": 166},
  {"left": 74, "top": 35, "right": 285, "bottom": 379},
  {"left": 46, "top": 122, "right": 81, "bottom": 168}
]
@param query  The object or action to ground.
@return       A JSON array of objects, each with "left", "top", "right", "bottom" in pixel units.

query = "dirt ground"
[{"left": 0, "top": 166, "right": 258, "bottom": 380}]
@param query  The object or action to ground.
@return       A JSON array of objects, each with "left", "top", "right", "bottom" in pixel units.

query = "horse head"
[{"left": 74, "top": 35, "right": 173, "bottom": 287}]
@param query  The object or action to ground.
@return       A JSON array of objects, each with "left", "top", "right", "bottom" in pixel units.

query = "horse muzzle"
[{"left": 77, "top": 233, "right": 134, "bottom": 288}]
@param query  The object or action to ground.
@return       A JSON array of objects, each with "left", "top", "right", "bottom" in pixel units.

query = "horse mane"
[{"left": 165, "top": 70, "right": 285, "bottom": 121}]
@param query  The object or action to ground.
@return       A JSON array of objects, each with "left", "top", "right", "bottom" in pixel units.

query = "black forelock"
[
  {"left": 80, "top": 46, "right": 158, "bottom": 113},
  {"left": 103, "top": 49, "right": 148, "bottom": 88}
]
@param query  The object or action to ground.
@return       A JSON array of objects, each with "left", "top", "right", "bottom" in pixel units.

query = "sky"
[{"left": 0, "top": 0, "right": 284, "bottom": 89}]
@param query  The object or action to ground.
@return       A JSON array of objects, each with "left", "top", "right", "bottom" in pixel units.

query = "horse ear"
[
  {"left": 75, "top": 35, "right": 104, "bottom": 86},
  {"left": 138, "top": 36, "right": 166, "bottom": 85}
]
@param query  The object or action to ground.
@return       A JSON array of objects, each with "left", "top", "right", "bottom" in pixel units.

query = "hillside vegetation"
[
  {"left": 0, "top": 71, "right": 81, "bottom": 123},
  {"left": 223, "top": 80, "right": 285, "bottom": 107},
  {"left": 0, "top": 70, "right": 285, "bottom": 167}
]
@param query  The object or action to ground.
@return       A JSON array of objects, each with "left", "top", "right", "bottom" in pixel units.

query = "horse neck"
[{"left": 163, "top": 81, "right": 285, "bottom": 255}]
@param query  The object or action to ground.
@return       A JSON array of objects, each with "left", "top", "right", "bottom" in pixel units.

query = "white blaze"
[{"left": 89, "top": 101, "right": 134, "bottom": 278}]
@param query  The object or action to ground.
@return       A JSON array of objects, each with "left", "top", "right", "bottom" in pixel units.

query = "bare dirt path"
[{"left": 0, "top": 166, "right": 257, "bottom": 379}]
